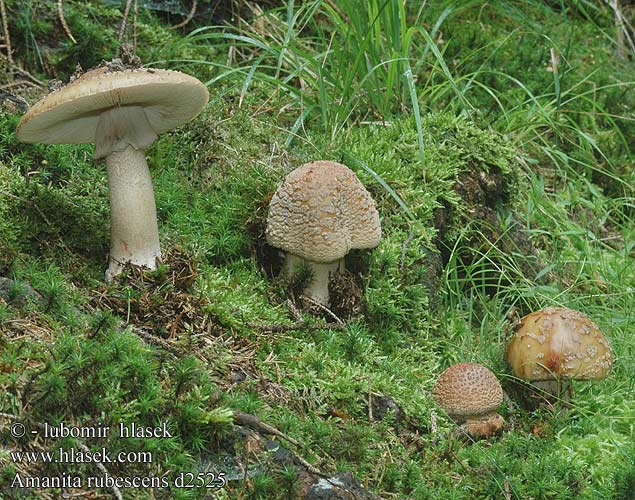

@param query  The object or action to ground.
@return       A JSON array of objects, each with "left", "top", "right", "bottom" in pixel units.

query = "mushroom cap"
[
  {"left": 506, "top": 307, "right": 612, "bottom": 381},
  {"left": 432, "top": 363, "right": 503, "bottom": 420},
  {"left": 16, "top": 67, "right": 209, "bottom": 145},
  {"left": 265, "top": 161, "right": 381, "bottom": 263}
]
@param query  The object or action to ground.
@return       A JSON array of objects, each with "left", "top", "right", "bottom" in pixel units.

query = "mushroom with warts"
[
  {"left": 16, "top": 66, "right": 209, "bottom": 281},
  {"left": 506, "top": 307, "right": 612, "bottom": 399},
  {"left": 432, "top": 362, "right": 506, "bottom": 438},
  {"left": 265, "top": 160, "right": 381, "bottom": 306}
]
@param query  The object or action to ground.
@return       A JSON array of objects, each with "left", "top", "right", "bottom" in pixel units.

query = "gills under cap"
[
  {"left": 266, "top": 160, "right": 381, "bottom": 263},
  {"left": 17, "top": 67, "right": 209, "bottom": 146}
]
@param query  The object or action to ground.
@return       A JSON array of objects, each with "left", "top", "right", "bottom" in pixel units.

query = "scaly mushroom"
[
  {"left": 265, "top": 160, "right": 381, "bottom": 306},
  {"left": 506, "top": 307, "right": 612, "bottom": 398},
  {"left": 432, "top": 362, "right": 505, "bottom": 437},
  {"left": 17, "top": 66, "right": 209, "bottom": 281}
]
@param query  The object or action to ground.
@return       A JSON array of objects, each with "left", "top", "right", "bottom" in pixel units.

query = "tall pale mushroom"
[
  {"left": 265, "top": 161, "right": 381, "bottom": 306},
  {"left": 16, "top": 66, "right": 209, "bottom": 281},
  {"left": 432, "top": 363, "right": 505, "bottom": 437},
  {"left": 506, "top": 307, "right": 612, "bottom": 398}
]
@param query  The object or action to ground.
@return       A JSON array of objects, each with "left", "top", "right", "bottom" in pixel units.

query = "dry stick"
[
  {"left": 132, "top": 327, "right": 182, "bottom": 357},
  {"left": 1, "top": 80, "right": 39, "bottom": 90},
  {"left": 247, "top": 322, "right": 345, "bottom": 333},
  {"left": 0, "top": 0, "right": 12, "bottom": 67},
  {"left": 399, "top": 231, "right": 414, "bottom": 271},
  {"left": 233, "top": 411, "right": 301, "bottom": 447},
  {"left": 502, "top": 390, "right": 517, "bottom": 429},
  {"left": 12, "top": 65, "right": 45, "bottom": 87},
  {"left": 0, "top": 191, "right": 52, "bottom": 226},
  {"left": 285, "top": 298, "right": 303, "bottom": 322},
  {"left": 0, "top": 89, "right": 29, "bottom": 112},
  {"left": 430, "top": 410, "right": 438, "bottom": 434},
  {"left": 609, "top": 0, "right": 635, "bottom": 57},
  {"left": 170, "top": 0, "right": 198, "bottom": 30},
  {"left": 116, "top": 0, "right": 134, "bottom": 58},
  {"left": 0, "top": 412, "right": 123, "bottom": 500},
  {"left": 302, "top": 296, "right": 344, "bottom": 325},
  {"left": 76, "top": 442, "right": 123, "bottom": 500},
  {"left": 620, "top": 8, "right": 635, "bottom": 51},
  {"left": 367, "top": 379, "right": 373, "bottom": 421},
  {"left": 233, "top": 411, "right": 327, "bottom": 477},
  {"left": 132, "top": 0, "right": 138, "bottom": 53},
  {"left": 611, "top": 0, "right": 626, "bottom": 58},
  {"left": 504, "top": 478, "right": 512, "bottom": 500},
  {"left": 57, "top": 0, "right": 76, "bottom": 44}
]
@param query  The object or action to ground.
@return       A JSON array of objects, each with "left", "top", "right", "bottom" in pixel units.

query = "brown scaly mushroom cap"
[
  {"left": 432, "top": 363, "right": 505, "bottom": 437},
  {"left": 17, "top": 67, "right": 209, "bottom": 281},
  {"left": 265, "top": 160, "right": 381, "bottom": 306},
  {"left": 506, "top": 307, "right": 612, "bottom": 384}
]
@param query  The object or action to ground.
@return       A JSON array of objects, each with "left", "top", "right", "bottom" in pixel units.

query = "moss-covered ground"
[{"left": 1, "top": 1, "right": 634, "bottom": 499}]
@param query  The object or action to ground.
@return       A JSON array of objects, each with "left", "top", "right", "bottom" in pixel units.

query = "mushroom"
[
  {"left": 16, "top": 66, "right": 209, "bottom": 281},
  {"left": 432, "top": 362, "right": 505, "bottom": 437},
  {"left": 506, "top": 307, "right": 612, "bottom": 398},
  {"left": 265, "top": 160, "right": 381, "bottom": 306}
]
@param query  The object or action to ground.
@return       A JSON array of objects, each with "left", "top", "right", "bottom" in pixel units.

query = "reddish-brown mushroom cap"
[
  {"left": 506, "top": 307, "right": 612, "bottom": 382},
  {"left": 432, "top": 363, "right": 503, "bottom": 420}
]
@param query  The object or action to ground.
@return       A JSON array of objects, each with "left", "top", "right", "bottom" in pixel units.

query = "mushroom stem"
[
  {"left": 105, "top": 145, "right": 161, "bottom": 281},
  {"left": 282, "top": 253, "right": 344, "bottom": 306},
  {"left": 532, "top": 379, "right": 573, "bottom": 402}
]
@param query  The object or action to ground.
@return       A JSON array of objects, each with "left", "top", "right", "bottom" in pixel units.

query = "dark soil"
[
  {"left": 91, "top": 248, "right": 224, "bottom": 339},
  {"left": 435, "top": 167, "right": 545, "bottom": 293}
]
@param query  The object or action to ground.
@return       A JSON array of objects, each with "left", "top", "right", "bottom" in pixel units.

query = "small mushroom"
[
  {"left": 506, "top": 307, "right": 613, "bottom": 397},
  {"left": 265, "top": 161, "right": 381, "bottom": 306},
  {"left": 432, "top": 362, "right": 505, "bottom": 437},
  {"left": 17, "top": 66, "right": 209, "bottom": 281}
]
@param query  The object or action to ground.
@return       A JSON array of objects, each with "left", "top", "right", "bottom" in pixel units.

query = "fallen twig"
[
  {"left": 57, "top": 0, "right": 76, "bottom": 44},
  {"left": 116, "top": 0, "right": 134, "bottom": 58},
  {"left": 502, "top": 390, "right": 518, "bottom": 428},
  {"left": 233, "top": 411, "right": 301, "bottom": 447},
  {"left": 0, "top": 0, "right": 12, "bottom": 67},
  {"left": 302, "top": 296, "right": 344, "bottom": 324},
  {"left": 399, "top": 231, "right": 414, "bottom": 271},
  {"left": 13, "top": 66, "right": 45, "bottom": 87},
  {"left": 170, "top": 0, "right": 197, "bottom": 30},
  {"left": 285, "top": 298, "right": 303, "bottom": 321},
  {"left": 132, "top": 0, "right": 138, "bottom": 52},
  {"left": 0, "top": 190, "right": 52, "bottom": 226},
  {"left": 608, "top": 0, "right": 635, "bottom": 58},
  {"left": 0, "top": 89, "right": 29, "bottom": 112},
  {"left": 504, "top": 478, "right": 512, "bottom": 500},
  {"left": 367, "top": 378, "right": 373, "bottom": 422},
  {"left": 131, "top": 326, "right": 182, "bottom": 357},
  {"left": 1, "top": 80, "right": 39, "bottom": 90},
  {"left": 233, "top": 411, "right": 327, "bottom": 477},
  {"left": 77, "top": 441, "right": 123, "bottom": 500},
  {"left": 247, "top": 321, "right": 345, "bottom": 333}
]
